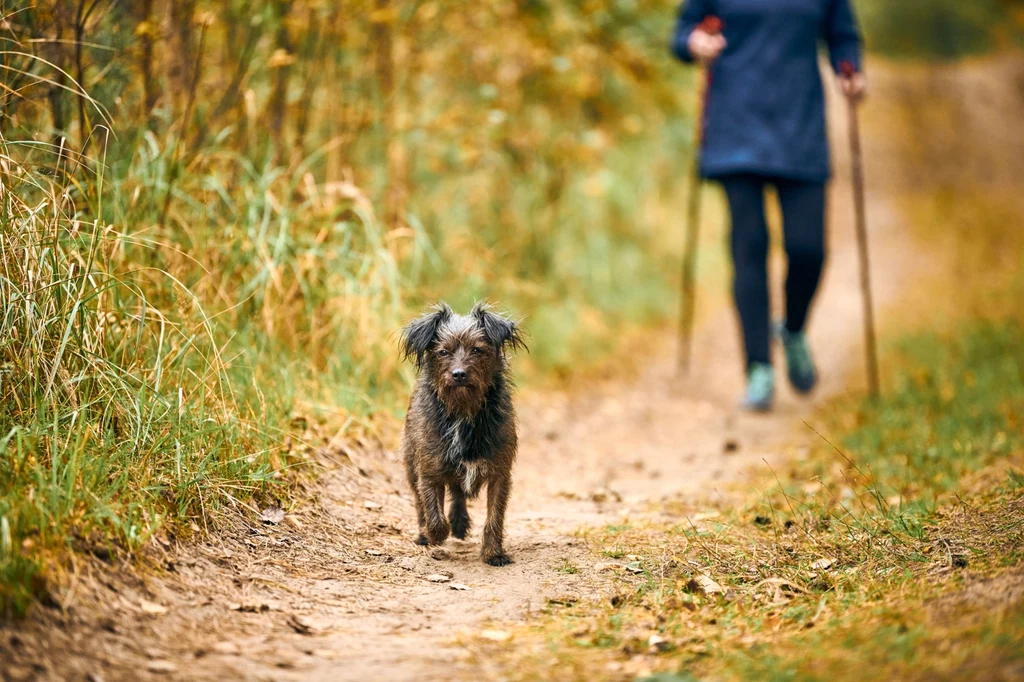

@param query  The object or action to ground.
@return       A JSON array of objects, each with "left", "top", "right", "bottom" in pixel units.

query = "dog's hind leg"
[
  {"left": 481, "top": 472, "right": 512, "bottom": 566},
  {"left": 405, "top": 449, "right": 429, "bottom": 546},
  {"left": 411, "top": 482, "right": 429, "bottom": 546},
  {"left": 448, "top": 486, "right": 471, "bottom": 540},
  {"left": 418, "top": 478, "right": 450, "bottom": 545}
]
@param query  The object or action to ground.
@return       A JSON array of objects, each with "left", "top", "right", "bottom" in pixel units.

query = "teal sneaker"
[
  {"left": 741, "top": 362, "right": 775, "bottom": 412},
  {"left": 776, "top": 322, "right": 818, "bottom": 394}
]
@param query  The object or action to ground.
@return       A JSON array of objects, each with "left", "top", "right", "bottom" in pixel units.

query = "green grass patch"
[{"left": 556, "top": 559, "right": 582, "bottom": 575}]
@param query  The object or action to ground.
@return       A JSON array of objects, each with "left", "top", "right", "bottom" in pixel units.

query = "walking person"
[{"left": 672, "top": 0, "right": 866, "bottom": 411}]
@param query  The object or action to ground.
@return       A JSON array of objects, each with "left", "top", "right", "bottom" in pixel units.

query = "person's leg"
[
  {"left": 721, "top": 174, "right": 771, "bottom": 370},
  {"left": 777, "top": 178, "right": 827, "bottom": 333},
  {"left": 776, "top": 177, "right": 827, "bottom": 393}
]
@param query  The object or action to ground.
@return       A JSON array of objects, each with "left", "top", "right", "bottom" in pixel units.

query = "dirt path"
[{"left": 3, "top": 77, "right": 929, "bottom": 682}]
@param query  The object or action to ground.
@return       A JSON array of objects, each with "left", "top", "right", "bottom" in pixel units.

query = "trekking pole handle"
[
  {"left": 839, "top": 60, "right": 865, "bottom": 106},
  {"left": 699, "top": 16, "right": 723, "bottom": 36}
]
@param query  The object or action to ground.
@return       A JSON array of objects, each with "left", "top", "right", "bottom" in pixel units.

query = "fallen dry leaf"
[
  {"left": 287, "top": 614, "right": 315, "bottom": 635},
  {"left": 146, "top": 661, "right": 177, "bottom": 674},
  {"left": 647, "top": 634, "right": 672, "bottom": 652},
  {"left": 589, "top": 488, "right": 622, "bottom": 503},
  {"left": 449, "top": 583, "right": 471, "bottom": 591},
  {"left": 364, "top": 500, "right": 382, "bottom": 510},
  {"left": 691, "top": 573, "right": 724, "bottom": 595},
  {"left": 211, "top": 641, "right": 240, "bottom": 655},
  {"left": 365, "top": 549, "right": 384, "bottom": 556},
  {"left": 139, "top": 600, "right": 168, "bottom": 615},
  {"left": 427, "top": 573, "right": 451, "bottom": 583},
  {"left": 258, "top": 507, "right": 285, "bottom": 525},
  {"left": 267, "top": 48, "right": 297, "bottom": 68},
  {"left": 811, "top": 558, "right": 834, "bottom": 570}
]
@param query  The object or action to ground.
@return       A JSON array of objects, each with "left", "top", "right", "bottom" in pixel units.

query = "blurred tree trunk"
[
  {"left": 402, "top": 11, "right": 422, "bottom": 211},
  {"left": 75, "top": 0, "right": 106, "bottom": 153},
  {"left": 195, "top": 3, "right": 263, "bottom": 151},
  {"left": 165, "top": 0, "right": 196, "bottom": 122},
  {"left": 291, "top": 4, "right": 326, "bottom": 169},
  {"left": 41, "top": 5, "right": 71, "bottom": 139},
  {"left": 268, "top": 0, "right": 294, "bottom": 166},
  {"left": 326, "top": 5, "right": 347, "bottom": 184},
  {"left": 374, "top": 0, "right": 401, "bottom": 226},
  {"left": 133, "top": 0, "right": 159, "bottom": 124},
  {"left": 158, "top": 16, "right": 208, "bottom": 230}
]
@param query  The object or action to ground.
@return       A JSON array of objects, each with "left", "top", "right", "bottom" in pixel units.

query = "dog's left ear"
[{"left": 472, "top": 302, "right": 527, "bottom": 355}]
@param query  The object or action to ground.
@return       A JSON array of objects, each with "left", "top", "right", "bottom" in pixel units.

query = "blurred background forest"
[{"left": 1, "top": 0, "right": 1023, "bottom": 612}]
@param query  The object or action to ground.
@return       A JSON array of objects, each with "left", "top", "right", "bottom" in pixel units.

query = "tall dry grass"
[
  {"left": 0, "top": 134, "right": 285, "bottom": 615},
  {"left": 0, "top": 1, "right": 702, "bottom": 614}
]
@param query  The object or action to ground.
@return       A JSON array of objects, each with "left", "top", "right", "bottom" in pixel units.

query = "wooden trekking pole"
[
  {"left": 841, "top": 61, "right": 880, "bottom": 397},
  {"left": 677, "top": 16, "right": 722, "bottom": 376}
]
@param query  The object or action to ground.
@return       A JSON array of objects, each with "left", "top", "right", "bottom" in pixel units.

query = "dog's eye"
[
  {"left": 471, "top": 347, "right": 486, "bottom": 355},
  {"left": 436, "top": 349, "right": 450, "bottom": 357}
]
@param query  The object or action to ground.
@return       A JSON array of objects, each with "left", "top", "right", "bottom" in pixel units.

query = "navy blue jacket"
[{"left": 672, "top": 0, "right": 863, "bottom": 181}]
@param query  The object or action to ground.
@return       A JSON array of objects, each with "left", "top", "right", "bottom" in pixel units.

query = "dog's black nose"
[{"left": 452, "top": 368, "right": 467, "bottom": 384}]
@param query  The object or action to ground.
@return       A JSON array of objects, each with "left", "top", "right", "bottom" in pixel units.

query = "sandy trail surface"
[{"left": 2, "top": 76, "right": 929, "bottom": 682}]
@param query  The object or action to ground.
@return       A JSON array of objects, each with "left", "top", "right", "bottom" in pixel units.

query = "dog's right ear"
[{"left": 400, "top": 302, "right": 453, "bottom": 366}]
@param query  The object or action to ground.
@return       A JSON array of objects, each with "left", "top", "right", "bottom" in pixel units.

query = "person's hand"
[
  {"left": 687, "top": 28, "right": 726, "bottom": 65},
  {"left": 838, "top": 71, "right": 867, "bottom": 102}
]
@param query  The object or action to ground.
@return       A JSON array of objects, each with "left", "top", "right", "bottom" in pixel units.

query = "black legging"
[{"left": 720, "top": 174, "right": 826, "bottom": 370}]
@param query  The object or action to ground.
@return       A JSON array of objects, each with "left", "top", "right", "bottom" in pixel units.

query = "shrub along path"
[{"left": 2, "top": 61, "right": 1019, "bottom": 682}]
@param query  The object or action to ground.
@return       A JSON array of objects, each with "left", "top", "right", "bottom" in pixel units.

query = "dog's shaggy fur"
[{"left": 399, "top": 302, "right": 525, "bottom": 566}]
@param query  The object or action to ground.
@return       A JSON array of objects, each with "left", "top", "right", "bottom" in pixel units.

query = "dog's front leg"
[
  {"left": 418, "top": 477, "right": 450, "bottom": 545},
  {"left": 448, "top": 486, "right": 471, "bottom": 540},
  {"left": 481, "top": 472, "right": 512, "bottom": 566}
]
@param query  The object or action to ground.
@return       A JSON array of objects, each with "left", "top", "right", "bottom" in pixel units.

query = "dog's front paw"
[
  {"left": 414, "top": 533, "right": 429, "bottom": 546},
  {"left": 425, "top": 520, "right": 451, "bottom": 545},
  {"left": 483, "top": 552, "right": 512, "bottom": 567}
]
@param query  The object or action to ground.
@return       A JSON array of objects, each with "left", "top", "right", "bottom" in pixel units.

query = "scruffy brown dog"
[{"left": 399, "top": 302, "right": 525, "bottom": 566}]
